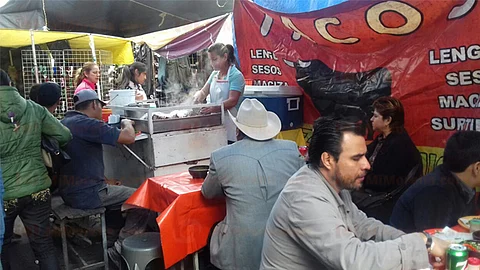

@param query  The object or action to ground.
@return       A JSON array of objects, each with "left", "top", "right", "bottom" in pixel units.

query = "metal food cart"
[{"left": 103, "top": 103, "right": 227, "bottom": 188}]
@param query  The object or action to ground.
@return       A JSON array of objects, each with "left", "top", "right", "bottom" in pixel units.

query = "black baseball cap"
[
  {"left": 37, "top": 82, "right": 62, "bottom": 107},
  {"left": 73, "top": 90, "right": 106, "bottom": 106}
]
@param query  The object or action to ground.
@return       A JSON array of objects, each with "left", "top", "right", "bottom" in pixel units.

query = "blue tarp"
[{"left": 252, "top": 0, "right": 347, "bottom": 13}]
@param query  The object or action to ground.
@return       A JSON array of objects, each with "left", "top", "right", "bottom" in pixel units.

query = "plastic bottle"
[{"left": 467, "top": 257, "right": 480, "bottom": 270}]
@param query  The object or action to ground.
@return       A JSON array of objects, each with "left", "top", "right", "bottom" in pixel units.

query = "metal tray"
[
  {"left": 124, "top": 108, "right": 202, "bottom": 119},
  {"left": 129, "top": 113, "right": 222, "bottom": 134}
]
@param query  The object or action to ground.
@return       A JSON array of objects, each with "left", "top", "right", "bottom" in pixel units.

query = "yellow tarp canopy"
[{"left": 0, "top": 29, "right": 134, "bottom": 65}]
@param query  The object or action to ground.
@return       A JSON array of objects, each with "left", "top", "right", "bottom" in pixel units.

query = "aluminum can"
[{"left": 446, "top": 244, "right": 468, "bottom": 270}]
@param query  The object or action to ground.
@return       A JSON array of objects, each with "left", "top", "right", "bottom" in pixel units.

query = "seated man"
[
  {"left": 260, "top": 117, "right": 449, "bottom": 270},
  {"left": 58, "top": 90, "right": 154, "bottom": 269},
  {"left": 202, "top": 99, "right": 304, "bottom": 270},
  {"left": 391, "top": 131, "right": 480, "bottom": 232}
]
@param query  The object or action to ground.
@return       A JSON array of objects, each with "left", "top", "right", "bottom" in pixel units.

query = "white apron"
[{"left": 209, "top": 66, "right": 237, "bottom": 142}]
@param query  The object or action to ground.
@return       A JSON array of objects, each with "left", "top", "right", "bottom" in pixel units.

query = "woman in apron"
[{"left": 194, "top": 43, "right": 245, "bottom": 144}]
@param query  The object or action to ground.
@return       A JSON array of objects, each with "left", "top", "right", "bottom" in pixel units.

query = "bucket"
[
  {"left": 102, "top": 108, "right": 112, "bottom": 123},
  {"left": 108, "top": 89, "right": 135, "bottom": 115}
]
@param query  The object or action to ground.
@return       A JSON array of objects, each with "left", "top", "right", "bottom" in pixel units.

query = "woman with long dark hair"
[{"left": 116, "top": 62, "right": 148, "bottom": 101}]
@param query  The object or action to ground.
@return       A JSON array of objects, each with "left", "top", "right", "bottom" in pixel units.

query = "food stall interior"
[{"left": 104, "top": 103, "right": 226, "bottom": 188}]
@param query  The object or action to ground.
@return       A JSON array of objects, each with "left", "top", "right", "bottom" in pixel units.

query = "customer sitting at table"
[
  {"left": 260, "top": 117, "right": 449, "bottom": 270},
  {"left": 58, "top": 90, "right": 156, "bottom": 269},
  {"left": 352, "top": 96, "right": 422, "bottom": 224},
  {"left": 390, "top": 130, "right": 480, "bottom": 233},
  {"left": 201, "top": 98, "right": 304, "bottom": 270}
]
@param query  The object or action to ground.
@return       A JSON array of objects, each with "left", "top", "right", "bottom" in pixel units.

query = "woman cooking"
[
  {"left": 74, "top": 62, "right": 100, "bottom": 95},
  {"left": 116, "top": 61, "right": 148, "bottom": 101},
  {"left": 194, "top": 43, "right": 245, "bottom": 144}
]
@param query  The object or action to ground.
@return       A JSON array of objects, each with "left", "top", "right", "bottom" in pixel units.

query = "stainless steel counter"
[{"left": 103, "top": 103, "right": 227, "bottom": 187}]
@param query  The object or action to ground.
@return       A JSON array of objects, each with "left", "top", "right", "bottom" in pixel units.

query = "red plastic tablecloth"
[
  {"left": 124, "top": 172, "right": 226, "bottom": 269},
  {"left": 125, "top": 173, "right": 477, "bottom": 268}
]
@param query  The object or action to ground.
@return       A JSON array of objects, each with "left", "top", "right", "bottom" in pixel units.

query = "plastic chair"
[{"left": 121, "top": 232, "right": 163, "bottom": 270}]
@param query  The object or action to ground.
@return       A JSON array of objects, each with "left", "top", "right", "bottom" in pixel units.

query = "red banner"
[{"left": 234, "top": 0, "right": 479, "bottom": 149}]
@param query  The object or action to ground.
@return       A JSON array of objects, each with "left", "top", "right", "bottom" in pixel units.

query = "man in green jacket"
[
  {"left": 0, "top": 164, "right": 4, "bottom": 270},
  {"left": 0, "top": 69, "right": 72, "bottom": 270}
]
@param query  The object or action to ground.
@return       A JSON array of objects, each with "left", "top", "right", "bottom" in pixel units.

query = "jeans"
[
  {"left": 1, "top": 189, "right": 59, "bottom": 270},
  {"left": 98, "top": 185, "right": 156, "bottom": 244},
  {"left": 0, "top": 196, "right": 4, "bottom": 254}
]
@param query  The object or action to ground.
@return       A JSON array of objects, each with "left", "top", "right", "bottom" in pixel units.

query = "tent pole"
[
  {"left": 89, "top": 34, "right": 102, "bottom": 99},
  {"left": 30, "top": 30, "right": 40, "bottom": 84},
  {"left": 89, "top": 34, "right": 97, "bottom": 63}
]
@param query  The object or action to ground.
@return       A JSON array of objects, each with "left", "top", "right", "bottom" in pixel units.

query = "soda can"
[{"left": 446, "top": 244, "right": 468, "bottom": 270}]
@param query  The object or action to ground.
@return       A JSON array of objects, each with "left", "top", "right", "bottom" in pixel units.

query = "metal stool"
[
  {"left": 121, "top": 232, "right": 163, "bottom": 270},
  {"left": 51, "top": 195, "right": 108, "bottom": 270}
]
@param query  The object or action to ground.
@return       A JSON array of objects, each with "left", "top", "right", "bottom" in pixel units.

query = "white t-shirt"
[{"left": 128, "top": 81, "right": 147, "bottom": 100}]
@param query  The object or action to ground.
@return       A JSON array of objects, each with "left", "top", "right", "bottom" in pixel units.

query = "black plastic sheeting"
[
  {"left": 294, "top": 59, "right": 391, "bottom": 138},
  {"left": 0, "top": 0, "right": 233, "bottom": 37}
]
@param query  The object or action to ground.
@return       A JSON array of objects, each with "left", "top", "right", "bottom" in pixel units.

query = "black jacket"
[
  {"left": 363, "top": 130, "right": 423, "bottom": 193},
  {"left": 390, "top": 164, "right": 476, "bottom": 233}
]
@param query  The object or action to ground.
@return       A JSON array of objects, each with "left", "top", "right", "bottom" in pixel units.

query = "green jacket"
[{"left": 0, "top": 86, "right": 72, "bottom": 200}]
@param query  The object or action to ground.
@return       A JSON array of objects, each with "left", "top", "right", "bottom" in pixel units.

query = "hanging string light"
[
  {"left": 216, "top": 0, "right": 228, "bottom": 8},
  {"left": 129, "top": 0, "right": 193, "bottom": 23},
  {"left": 158, "top": 12, "right": 166, "bottom": 27},
  {"left": 41, "top": 0, "right": 49, "bottom": 30}
]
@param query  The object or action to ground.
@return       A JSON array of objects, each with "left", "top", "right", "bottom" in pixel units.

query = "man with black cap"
[
  {"left": 58, "top": 89, "right": 154, "bottom": 269},
  {"left": 30, "top": 82, "right": 62, "bottom": 114},
  {"left": 30, "top": 83, "right": 69, "bottom": 193}
]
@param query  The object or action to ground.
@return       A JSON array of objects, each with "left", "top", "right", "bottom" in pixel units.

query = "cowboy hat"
[{"left": 228, "top": 98, "right": 281, "bottom": 141}]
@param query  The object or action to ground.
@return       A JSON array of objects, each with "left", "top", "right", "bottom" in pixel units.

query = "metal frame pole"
[
  {"left": 30, "top": 30, "right": 40, "bottom": 84},
  {"left": 89, "top": 34, "right": 102, "bottom": 99}
]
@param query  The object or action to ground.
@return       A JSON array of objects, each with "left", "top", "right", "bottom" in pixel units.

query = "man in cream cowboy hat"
[{"left": 201, "top": 98, "right": 304, "bottom": 270}]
